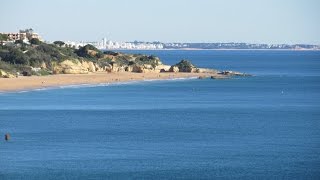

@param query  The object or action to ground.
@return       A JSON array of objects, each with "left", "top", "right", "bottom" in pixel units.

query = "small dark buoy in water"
[{"left": 5, "top": 133, "right": 10, "bottom": 141}]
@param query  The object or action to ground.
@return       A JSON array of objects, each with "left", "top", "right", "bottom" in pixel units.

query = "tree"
[
  {"left": 2, "top": 49, "right": 30, "bottom": 65},
  {"left": 0, "top": 34, "right": 8, "bottom": 41},
  {"left": 76, "top": 44, "right": 101, "bottom": 59},
  {"left": 175, "top": 60, "right": 195, "bottom": 72},
  {"left": 148, "top": 55, "right": 157, "bottom": 60},
  {"left": 104, "top": 51, "right": 119, "bottom": 56},
  {"left": 29, "top": 38, "right": 41, "bottom": 45},
  {"left": 15, "top": 40, "right": 24, "bottom": 44},
  {"left": 53, "top": 41, "right": 65, "bottom": 47}
]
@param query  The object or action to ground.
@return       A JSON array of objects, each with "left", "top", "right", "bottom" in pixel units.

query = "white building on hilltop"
[
  {"left": 103, "top": 39, "right": 163, "bottom": 50},
  {"left": 61, "top": 38, "right": 164, "bottom": 50}
]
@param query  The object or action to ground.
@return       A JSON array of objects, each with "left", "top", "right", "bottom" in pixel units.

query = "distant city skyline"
[{"left": 1, "top": 0, "right": 319, "bottom": 44}]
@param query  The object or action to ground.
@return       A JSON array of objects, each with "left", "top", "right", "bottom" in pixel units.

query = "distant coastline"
[
  {"left": 109, "top": 48, "right": 320, "bottom": 51},
  {"left": 97, "top": 41, "right": 320, "bottom": 50}
]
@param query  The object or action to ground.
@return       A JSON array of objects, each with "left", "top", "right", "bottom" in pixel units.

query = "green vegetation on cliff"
[
  {"left": 29, "top": 38, "right": 41, "bottom": 45},
  {"left": 0, "top": 41, "right": 165, "bottom": 77},
  {"left": 174, "top": 60, "right": 196, "bottom": 72},
  {"left": 76, "top": 44, "right": 104, "bottom": 59},
  {"left": 0, "top": 34, "right": 9, "bottom": 42}
]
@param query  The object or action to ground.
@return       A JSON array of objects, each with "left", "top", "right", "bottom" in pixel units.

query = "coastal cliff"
[
  {"left": 0, "top": 40, "right": 248, "bottom": 78},
  {"left": 0, "top": 42, "right": 172, "bottom": 77}
]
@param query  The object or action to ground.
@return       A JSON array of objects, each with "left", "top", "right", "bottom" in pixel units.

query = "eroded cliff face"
[
  {"left": 0, "top": 42, "right": 225, "bottom": 78},
  {"left": 0, "top": 69, "right": 16, "bottom": 78},
  {"left": 53, "top": 60, "right": 90, "bottom": 74},
  {"left": 0, "top": 47, "right": 212, "bottom": 78},
  {"left": 1, "top": 56, "right": 243, "bottom": 79},
  {"left": 50, "top": 58, "right": 215, "bottom": 75},
  {"left": 36, "top": 58, "right": 247, "bottom": 78},
  {"left": 50, "top": 59, "right": 171, "bottom": 74},
  {"left": 52, "top": 60, "right": 110, "bottom": 74}
]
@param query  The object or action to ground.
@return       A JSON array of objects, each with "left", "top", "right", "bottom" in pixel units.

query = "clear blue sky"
[{"left": 1, "top": 0, "right": 319, "bottom": 44}]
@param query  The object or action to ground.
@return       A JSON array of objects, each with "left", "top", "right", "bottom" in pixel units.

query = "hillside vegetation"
[{"left": 0, "top": 40, "right": 185, "bottom": 78}]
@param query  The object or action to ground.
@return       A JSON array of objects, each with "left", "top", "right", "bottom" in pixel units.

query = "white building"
[{"left": 62, "top": 38, "right": 164, "bottom": 50}]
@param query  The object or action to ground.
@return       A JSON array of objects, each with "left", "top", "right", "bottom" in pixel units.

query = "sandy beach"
[{"left": 0, "top": 72, "right": 217, "bottom": 92}]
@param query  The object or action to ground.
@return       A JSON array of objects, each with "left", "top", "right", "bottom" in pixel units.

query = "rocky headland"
[{"left": 0, "top": 40, "right": 249, "bottom": 91}]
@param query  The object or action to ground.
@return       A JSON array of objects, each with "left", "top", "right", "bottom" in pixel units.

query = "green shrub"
[
  {"left": 175, "top": 60, "right": 195, "bottom": 72},
  {"left": 104, "top": 51, "right": 119, "bottom": 56},
  {"left": 29, "top": 38, "right": 41, "bottom": 45},
  {"left": 53, "top": 41, "right": 65, "bottom": 47},
  {"left": 36, "top": 69, "right": 51, "bottom": 76},
  {"left": 76, "top": 44, "right": 102, "bottom": 59},
  {"left": 15, "top": 40, "right": 24, "bottom": 44},
  {"left": 0, "top": 34, "right": 8, "bottom": 41}
]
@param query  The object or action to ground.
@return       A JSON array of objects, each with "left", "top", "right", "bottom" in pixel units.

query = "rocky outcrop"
[
  {"left": 198, "top": 68, "right": 219, "bottom": 73},
  {"left": 104, "top": 64, "right": 113, "bottom": 72},
  {"left": 5, "top": 133, "right": 10, "bottom": 141},
  {"left": 0, "top": 69, "right": 8, "bottom": 77},
  {"left": 155, "top": 65, "right": 171, "bottom": 72},
  {"left": 170, "top": 60, "right": 198, "bottom": 73},
  {"left": 51, "top": 60, "right": 111, "bottom": 74},
  {"left": 77, "top": 53, "right": 172, "bottom": 73},
  {"left": 15, "top": 53, "right": 245, "bottom": 77},
  {"left": 40, "top": 61, "right": 47, "bottom": 69},
  {"left": 132, "top": 65, "right": 144, "bottom": 73},
  {"left": 218, "top": 71, "right": 251, "bottom": 76},
  {"left": 87, "top": 50, "right": 98, "bottom": 57},
  {"left": 125, "top": 66, "right": 133, "bottom": 72},
  {"left": 177, "top": 60, "right": 195, "bottom": 72},
  {"left": 53, "top": 60, "right": 89, "bottom": 74},
  {"left": 198, "top": 76, "right": 207, "bottom": 79},
  {"left": 94, "top": 63, "right": 105, "bottom": 72},
  {"left": 131, "top": 65, "right": 152, "bottom": 73},
  {"left": 169, "top": 66, "right": 179, "bottom": 73},
  {"left": 111, "top": 63, "right": 126, "bottom": 72},
  {"left": 1, "top": 39, "right": 247, "bottom": 78},
  {"left": 0, "top": 69, "right": 16, "bottom": 78},
  {"left": 22, "top": 71, "right": 32, "bottom": 76},
  {"left": 82, "top": 61, "right": 96, "bottom": 72},
  {"left": 103, "top": 59, "right": 199, "bottom": 74}
]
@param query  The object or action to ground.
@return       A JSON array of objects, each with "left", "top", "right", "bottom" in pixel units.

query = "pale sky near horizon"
[{"left": 1, "top": 0, "right": 319, "bottom": 44}]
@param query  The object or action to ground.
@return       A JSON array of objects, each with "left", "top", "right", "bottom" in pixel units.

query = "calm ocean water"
[{"left": 0, "top": 50, "right": 320, "bottom": 179}]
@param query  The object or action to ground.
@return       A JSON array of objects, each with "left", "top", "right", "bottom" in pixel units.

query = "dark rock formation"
[
  {"left": 5, "top": 133, "right": 10, "bottom": 141},
  {"left": 218, "top": 71, "right": 251, "bottom": 76}
]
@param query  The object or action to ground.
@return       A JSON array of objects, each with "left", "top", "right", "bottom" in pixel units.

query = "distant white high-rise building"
[{"left": 66, "top": 38, "right": 164, "bottom": 50}]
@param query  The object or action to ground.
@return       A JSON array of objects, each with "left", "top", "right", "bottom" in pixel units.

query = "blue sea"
[{"left": 1, "top": 50, "right": 320, "bottom": 179}]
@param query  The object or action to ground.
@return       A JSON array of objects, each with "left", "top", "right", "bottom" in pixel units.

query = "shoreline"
[
  {"left": 107, "top": 48, "right": 320, "bottom": 51},
  {"left": 0, "top": 72, "right": 216, "bottom": 93}
]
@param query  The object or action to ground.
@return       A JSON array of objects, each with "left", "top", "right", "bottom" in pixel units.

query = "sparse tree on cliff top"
[
  {"left": 29, "top": 38, "right": 41, "bottom": 45},
  {"left": 53, "top": 41, "right": 65, "bottom": 47}
]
